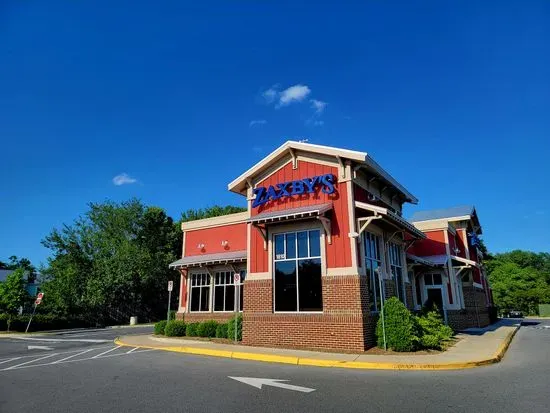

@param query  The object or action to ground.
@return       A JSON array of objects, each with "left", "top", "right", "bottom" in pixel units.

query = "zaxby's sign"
[{"left": 252, "top": 174, "right": 336, "bottom": 208}]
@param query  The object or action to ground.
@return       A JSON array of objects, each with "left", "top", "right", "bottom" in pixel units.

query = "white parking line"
[
  {"left": 52, "top": 348, "right": 96, "bottom": 364},
  {"left": 0, "top": 348, "right": 156, "bottom": 372},
  {"left": 126, "top": 347, "right": 138, "bottom": 354},
  {"left": 5, "top": 353, "right": 59, "bottom": 370},
  {"left": 92, "top": 346, "right": 121, "bottom": 358},
  {"left": 0, "top": 357, "right": 21, "bottom": 365},
  {"left": 14, "top": 337, "right": 110, "bottom": 343}
]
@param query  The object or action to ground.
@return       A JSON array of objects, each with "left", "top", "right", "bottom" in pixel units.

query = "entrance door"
[{"left": 426, "top": 288, "right": 444, "bottom": 312}]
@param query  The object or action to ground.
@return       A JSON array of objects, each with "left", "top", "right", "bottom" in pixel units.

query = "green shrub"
[
  {"left": 185, "top": 322, "right": 200, "bottom": 337},
  {"left": 0, "top": 313, "right": 94, "bottom": 332},
  {"left": 227, "top": 314, "right": 243, "bottom": 341},
  {"left": 164, "top": 320, "right": 187, "bottom": 337},
  {"left": 417, "top": 310, "right": 454, "bottom": 350},
  {"left": 197, "top": 320, "right": 218, "bottom": 337},
  {"left": 215, "top": 323, "right": 228, "bottom": 338},
  {"left": 376, "top": 297, "right": 420, "bottom": 352},
  {"left": 154, "top": 320, "right": 167, "bottom": 335},
  {"left": 169, "top": 310, "right": 177, "bottom": 321}
]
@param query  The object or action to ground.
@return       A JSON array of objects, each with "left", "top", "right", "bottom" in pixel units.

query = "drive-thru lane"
[{"left": 0, "top": 320, "right": 549, "bottom": 413}]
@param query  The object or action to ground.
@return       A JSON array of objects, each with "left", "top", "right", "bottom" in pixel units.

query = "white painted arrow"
[
  {"left": 228, "top": 377, "right": 315, "bottom": 393},
  {"left": 28, "top": 345, "right": 54, "bottom": 351}
]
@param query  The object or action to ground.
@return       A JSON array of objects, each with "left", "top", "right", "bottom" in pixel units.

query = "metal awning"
[
  {"left": 248, "top": 203, "right": 332, "bottom": 225},
  {"left": 355, "top": 201, "right": 426, "bottom": 239},
  {"left": 406, "top": 253, "right": 436, "bottom": 267},
  {"left": 451, "top": 255, "right": 480, "bottom": 268},
  {"left": 169, "top": 250, "right": 247, "bottom": 269}
]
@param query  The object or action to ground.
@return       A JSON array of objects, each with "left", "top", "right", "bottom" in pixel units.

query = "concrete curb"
[{"left": 115, "top": 324, "right": 520, "bottom": 371}]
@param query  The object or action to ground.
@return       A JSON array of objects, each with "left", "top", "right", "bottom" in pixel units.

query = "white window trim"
[
  {"left": 188, "top": 271, "right": 212, "bottom": 313},
  {"left": 213, "top": 270, "right": 244, "bottom": 313},
  {"left": 187, "top": 267, "right": 246, "bottom": 313},
  {"left": 271, "top": 226, "right": 324, "bottom": 314},
  {"left": 388, "top": 241, "right": 405, "bottom": 304},
  {"left": 363, "top": 230, "right": 384, "bottom": 314}
]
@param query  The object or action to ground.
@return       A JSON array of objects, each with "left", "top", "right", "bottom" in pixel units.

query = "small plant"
[
  {"left": 185, "top": 322, "right": 200, "bottom": 337},
  {"left": 227, "top": 314, "right": 243, "bottom": 341},
  {"left": 417, "top": 309, "right": 453, "bottom": 350},
  {"left": 154, "top": 320, "right": 167, "bottom": 335},
  {"left": 197, "top": 320, "right": 218, "bottom": 337},
  {"left": 164, "top": 320, "right": 187, "bottom": 337},
  {"left": 169, "top": 310, "right": 177, "bottom": 321},
  {"left": 215, "top": 323, "right": 228, "bottom": 338},
  {"left": 376, "top": 297, "right": 420, "bottom": 352}
]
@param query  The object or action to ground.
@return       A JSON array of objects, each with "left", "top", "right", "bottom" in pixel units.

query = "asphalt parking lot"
[{"left": 1, "top": 321, "right": 549, "bottom": 413}]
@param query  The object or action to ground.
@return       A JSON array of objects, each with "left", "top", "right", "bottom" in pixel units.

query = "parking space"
[{"left": 0, "top": 345, "right": 156, "bottom": 372}]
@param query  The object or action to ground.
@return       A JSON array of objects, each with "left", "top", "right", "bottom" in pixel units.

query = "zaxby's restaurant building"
[{"left": 169, "top": 141, "right": 493, "bottom": 351}]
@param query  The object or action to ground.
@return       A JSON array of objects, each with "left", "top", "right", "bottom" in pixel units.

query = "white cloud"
[
  {"left": 278, "top": 84, "right": 311, "bottom": 107},
  {"left": 310, "top": 99, "right": 327, "bottom": 114},
  {"left": 249, "top": 119, "right": 267, "bottom": 127},
  {"left": 112, "top": 173, "right": 137, "bottom": 186},
  {"left": 262, "top": 87, "right": 279, "bottom": 104}
]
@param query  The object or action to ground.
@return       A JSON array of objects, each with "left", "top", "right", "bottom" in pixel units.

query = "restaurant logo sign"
[{"left": 252, "top": 174, "right": 336, "bottom": 208}]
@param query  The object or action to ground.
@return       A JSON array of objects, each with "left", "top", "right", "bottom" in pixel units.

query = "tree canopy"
[
  {"left": 0, "top": 268, "right": 29, "bottom": 316},
  {"left": 39, "top": 199, "right": 246, "bottom": 324},
  {"left": 486, "top": 250, "right": 550, "bottom": 315}
]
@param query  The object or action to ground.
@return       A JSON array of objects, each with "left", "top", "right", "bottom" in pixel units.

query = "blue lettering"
[
  {"left": 265, "top": 185, "right": 280, "bottom": 202},
  {"left": 320, "top": 174, "right": 335, "bottom": 194},
  {"left": 291, "top": 180, "right": 305, "bottom": 195},
  {"left": 276, "top": 181, "right": 292, "bottom": 197},
  {"left": 252, "top": 187, "right": 267, "bottom": 207},
  {"left": 303, "top": 176, "right": 320, "bottom": 193}
]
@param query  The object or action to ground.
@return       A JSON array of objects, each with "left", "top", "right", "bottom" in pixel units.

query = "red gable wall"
[
  {"left": 184, "top": 223, "right": 247, "bottom": 257},
  {"left": 407, "top": 230, "right": 447, "bottom": 257},
  {"left": 250, "top": 159, "right": 351, "bottom": 272}
]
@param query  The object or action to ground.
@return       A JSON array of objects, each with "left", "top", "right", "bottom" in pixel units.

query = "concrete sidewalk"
[{"left": 115, "top": 319, "right": 520, "bottom": 370}]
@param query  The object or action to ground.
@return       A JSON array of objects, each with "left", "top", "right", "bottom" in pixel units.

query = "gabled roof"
[
  {"left": 409, "top": 205, "right": 481, "bottom": 234},
  {"left": 228, "top": 140, "right": 418, "bottom": 204}
]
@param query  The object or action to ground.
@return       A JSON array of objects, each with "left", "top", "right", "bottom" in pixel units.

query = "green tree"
[
  {"left": 0, "top": 268, "right": 29, "bottom": 331},
  {"left": 486, "top": 250, "right": 550, "bottom": 315},
  {"left": 180, "top": 205, "right": 246, "bottom": 223}
]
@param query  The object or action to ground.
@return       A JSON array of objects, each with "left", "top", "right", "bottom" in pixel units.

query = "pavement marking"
[
  {"left": 5, "top": 353, "right": 59, "bottom": 370},
  {"left": 92, "top": 346, "right": 121, "bottom": 358},
  {"left": 28, "top": 345, "right": 54, "bottom": 351},
  {"left": 52, "top": 348, "right": 96, "bottom": 364},
  {"left": 126, "top": 347, "right": 138, "bottom": 354},
  {"left": 0, "top": 347, "right": 157, "bottom": 372},
  {"left": 229, "top": 377, "right": 316, "bottom": 393},
  {"left": 0, "top": 357, "right": 22, "bottom": 365},
  {"left": 14, "top": 337, "right": 111, "bottom": 343}
]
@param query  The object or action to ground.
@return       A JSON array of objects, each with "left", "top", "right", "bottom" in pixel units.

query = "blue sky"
[{"left": 1, "top": 1, "right": 549, "bottom": 266}]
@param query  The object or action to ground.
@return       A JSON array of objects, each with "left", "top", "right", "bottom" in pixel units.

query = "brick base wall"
[
  {"left": 243, "top": 276, "right": 377, "bottom": 351},
  {"left": 383, "top": 279, "right": 396, "bottom": 299},
  {"left": 447, "top": 287, "right": 490, "bottom": 330}
]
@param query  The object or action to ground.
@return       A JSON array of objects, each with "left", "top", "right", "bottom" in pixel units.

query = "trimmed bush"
[
  {"left": 169, "top": 310, "right": 177, "bottom": 321},
  {"left": 215, "top": 323, "right": 228, "bottom": 338},
  {"left": 154, "top": 320, "right": 167, "bottom": 335},
  {"left": 417, "top": 310, "right": 454, "bottom": 350},
  {"left": 376, "top": 297, "right": 420, "bottom": 352},
  {"left": 164, "top": 320, "right": 187, "bottom": 337},
  {"left": 227, "top": 314, "right": 243, "bottom": 341},
  {"left": 185, "top": 322, "right": 200, "bottom": 337},
  {"left": 197, "top": 320, "right": 218, "bottom": 338},
  {"left": 0, "top": 313, "right": 94, "bottom": 332}
]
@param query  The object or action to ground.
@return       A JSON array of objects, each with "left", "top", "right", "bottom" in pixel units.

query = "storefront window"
[
  {"left": 214, "top": 271, "right": 235, "bottom": 312},
  {"left": 364, "top": 232, "right": 382, "bottom": 312},
  {"left": 190, "top": 273, "right": 210, "bottom": 312},
  {"left": 273, "top": 229, "right": 322, "bottom": 312},
  {"left": 388, "top": 242, "right": 405, "bottom": 303}
]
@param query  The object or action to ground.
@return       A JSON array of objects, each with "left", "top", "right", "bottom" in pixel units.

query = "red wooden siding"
[
  {"left": 249, "top": 159, "right": 351, "bottom": 272},
  {"left": 407, "top": 230, "right": 447, "bottom": 256},
  {"left": 448, "top": 231, "right": 456, "bottom": 255},
  {"left": 184, "top": 223, "right": 247, "bottom": 257},
  {"left": 457, "top": 229, "right": 468, "bottom": 258}
]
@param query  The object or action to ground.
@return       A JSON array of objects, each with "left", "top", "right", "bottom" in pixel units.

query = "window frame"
[
  {"left": 363, "top": 230, "right": 384, "bottom": 313},
  {"left": 272, "top": 227, "right": 323, "bottom": 314},
  {"left": 388, "top": 242, "right": 405, "bottom": 303},
  {"left": 188, "top": 272, "right": 211, "bottom": 313}
]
